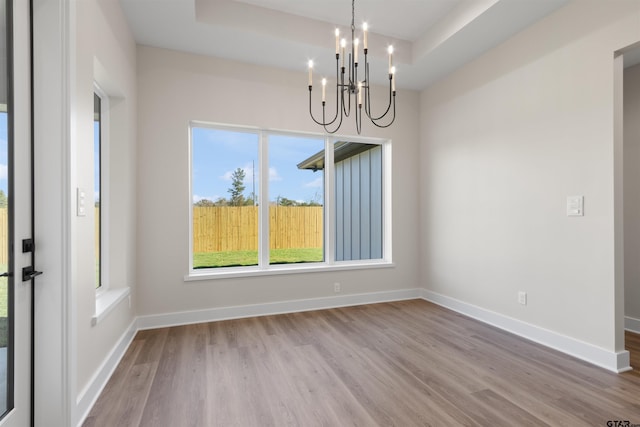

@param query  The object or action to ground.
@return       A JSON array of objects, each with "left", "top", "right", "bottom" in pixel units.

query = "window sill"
[
  {"left": 184, "top": 260, "right": 395, "bottom": 281},
  {"left": 92, "top": 287, "right": 130, "bottom": 326}
]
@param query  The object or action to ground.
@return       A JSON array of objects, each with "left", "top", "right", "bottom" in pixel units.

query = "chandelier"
[{"left": 307, "top": 0, "right": 396, "bottom": 134}]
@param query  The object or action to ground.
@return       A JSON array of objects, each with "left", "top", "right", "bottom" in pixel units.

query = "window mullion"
[
  {"left": 383, "top": 141, "right": 392, "bottom": 262},
  {"left": 325, "top": 137, "right": 335, "bottom": 265},
  {"left": 188, "top": 126, "right": 195, "bottom": 272},
  {"left": 259, "top": 132, "right": 270, "bottom": 268}
]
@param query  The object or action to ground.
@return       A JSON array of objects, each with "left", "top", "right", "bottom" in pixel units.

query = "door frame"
[
  {"left": 614, "top": 39, "right": 640, "bottom": 374},
  {"left": 31, "top": 0, "right": 72, "bottom": 425}
]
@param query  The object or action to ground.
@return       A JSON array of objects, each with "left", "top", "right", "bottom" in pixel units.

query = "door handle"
[
  {"left": 22, "top": 266, "right": 43, "bottom": 282},
  {"left": 0, "top": 272, "right": 11, "bottom": 278}
]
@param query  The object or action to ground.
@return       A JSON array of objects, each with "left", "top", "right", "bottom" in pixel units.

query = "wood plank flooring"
[
  {"left": 628, "top": 330, "right": 640, "bottom": 379},
  {"left": 83, "top": 300, "right": 640, "bottom": 426}
]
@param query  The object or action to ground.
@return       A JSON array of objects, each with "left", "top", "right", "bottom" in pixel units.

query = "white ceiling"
[
  {"left": 120, "top": 0, "right": 574, "bottom": 90},
  {"left": 234, "top": 0, "right": 466, "bottom": 42}
]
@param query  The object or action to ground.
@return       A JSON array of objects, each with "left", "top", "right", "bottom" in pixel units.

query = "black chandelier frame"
[{"left": 308, "top": 0, "right": 396, "bottom": 134}]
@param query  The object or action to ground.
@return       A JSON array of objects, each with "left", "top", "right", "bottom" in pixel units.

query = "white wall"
[
  {"left": 625, "top": 62, "right": 640, "bottom": 327},
  {"left": 136, "top": 46, "right": 420, "bottom": 317},
  {"left": 419, "top": 0, "right": 640, "bottom": 355},
  {"left": 72, "top": 0, "right": 137, "bottom": 417}
]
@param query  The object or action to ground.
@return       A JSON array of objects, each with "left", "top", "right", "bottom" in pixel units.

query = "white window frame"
[
  {"left": 186, "top": 122, "right": 393, "bottom": 281},
  {"left": 93, "top": 82, "right": 110, "bottom": 293},
  {"left": 91, "top": 81, "right": 129, "bottom": 326}
]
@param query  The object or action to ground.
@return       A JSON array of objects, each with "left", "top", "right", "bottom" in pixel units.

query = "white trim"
[
  {"left": 74, "top": 320, "right": 137, "bottom": 427},
  {"left": 258, "top": 131, "right": 269, "bottom": 267},
  {"left": 625, "top": 316, "right": 640, "bottom": 334},
  {"left": 324, "top": 136, "right": 335, "bottom": 264},
  {"left": 187, "top": 123, "right": 193, "bottom": 274},
  {"left": 421, "top": 289, "right": 632, "bottom": 373},
  {"left": 383, "top": 139, "right": 393, "bottom": 262},
  {"left": 137, "top": 288, "right": 420, "bottom": 330},
  {"left": 91, "top": 287, "right": 131, "bottom": 326},
  {"left": 33, "top": 0, "right": 74, "bottom": 425},
  {"left": 185, "top": 260, "right": 395, "bottom": 281}
]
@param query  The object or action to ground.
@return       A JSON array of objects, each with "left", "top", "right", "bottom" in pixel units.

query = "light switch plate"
[
  {"left": 566, "top": 195, "right": 584, "bottom": 217},
  {"left": 77, "top": 187, "right": 87, "bottom": 217}
]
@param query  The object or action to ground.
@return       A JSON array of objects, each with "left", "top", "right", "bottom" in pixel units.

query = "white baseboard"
[
  {"left": 75, "top": 319, "right": 138, "bottom": 427},
  {"left": 137, "top": 288, "right": 421, "bottom": 330},
  {"left": 626, "top": 316, "right": 640, "bottom": 334},
  {"left": 421, "top": 289, "right": 631, "bottom": 374}
]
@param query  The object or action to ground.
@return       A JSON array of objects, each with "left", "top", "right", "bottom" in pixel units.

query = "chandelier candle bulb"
[
  {"left": 341, "top": 39, "right": 346, "bottom": 68},
  {"left": 362, "top": 22, "right": 368, "bottom": 50},
  {"left": 358, "top": 81, "right": 362, "bottom": 105},
  {"left": 391, "top": 66, "right": 396, "bottom": 92},
  {"left": 354, "top": 38, "right": 359, "bottom": 64},
  {"left": 308, "top": 60, "right": 313, "bottom": 86},
  {"left": 335, "top": 28, "right": 340, "bottom": 54},
  {"left": 322, "top": 78, "right": 327, "bottom": 103},
  {"left": 388, "top": 45, "right": 393, "bottom": 73}
]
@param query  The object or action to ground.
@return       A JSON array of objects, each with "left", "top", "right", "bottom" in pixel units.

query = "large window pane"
[
  {"left": 334, "top": 141, "right": 383, "bottom": 261},
  {"left": 268, "top": 135, "right": 324, "bottom": 264},
  {"left": 192, "top": 127, "right": 259, "bottom": 268}
]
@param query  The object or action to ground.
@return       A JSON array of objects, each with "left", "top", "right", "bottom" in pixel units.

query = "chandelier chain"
[{"left": 351, "top": 0, "right": 355, "bottom": 32}]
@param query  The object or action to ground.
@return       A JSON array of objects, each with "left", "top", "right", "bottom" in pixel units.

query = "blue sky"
[{"left": 192, "top": 127, "right": 325, "bottom": 204}]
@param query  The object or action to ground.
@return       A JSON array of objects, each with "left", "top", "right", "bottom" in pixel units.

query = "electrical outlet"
[
  {"left": 334, "top": 282, "right": 341, "bottom": 293},
  {"left": 518, "top": 291, "right": 527, "bottom": 305}
]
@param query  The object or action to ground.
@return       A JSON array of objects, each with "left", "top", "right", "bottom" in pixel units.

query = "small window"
[{"left": 94, "top": 92, "right": 102, "bottom": 288}]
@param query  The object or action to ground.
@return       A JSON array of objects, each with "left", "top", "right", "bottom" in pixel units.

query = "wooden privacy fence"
[{"left": 193, "top": 206, "right": 323, "bottom": 252}]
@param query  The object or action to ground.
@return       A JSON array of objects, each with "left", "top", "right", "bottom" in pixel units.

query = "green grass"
[{"left": 194, "top": 248, "right": 323, "bottom": 268}]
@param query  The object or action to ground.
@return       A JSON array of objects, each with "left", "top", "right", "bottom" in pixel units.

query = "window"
[
  {"left": 333, "top": 141, "right": 383, "bottom": 261},
  {"left": 94, "top": 92, "right": 102, "bottom": 288},
  {"left": 93, "top": 83, "right": 109, "bottom": 291},
  {"left": 91, "top": 81, "right": 130, "bottom": 325},
  {"left": 268, "top": 134, "right": 325, "bottom": 265},
  {"left": 191, "top": 127, "right": 259, "bottom": 268},
  {"left": 189, "top": 123, "right": 390, "bottom": 277}
]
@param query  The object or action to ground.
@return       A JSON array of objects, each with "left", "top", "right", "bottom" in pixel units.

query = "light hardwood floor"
[{"left": 83, "top": 300, "right": 640, "bottom": 426}]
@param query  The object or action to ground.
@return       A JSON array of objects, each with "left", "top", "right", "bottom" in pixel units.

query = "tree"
[
  {"left": 228, "top": 168, "right": 246, "bottom": 206},
  {"left": 194, "top": 199, "right": 215, "bottom": 207},
  {"left": 276, "top": 196, "right": 297, "bottom": 206},
  {"left": 214, "top": 197, "right": 229, "bottom": 206},
  {"left": 0, "top": 190, "right": 7, "bottom": 208}
]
